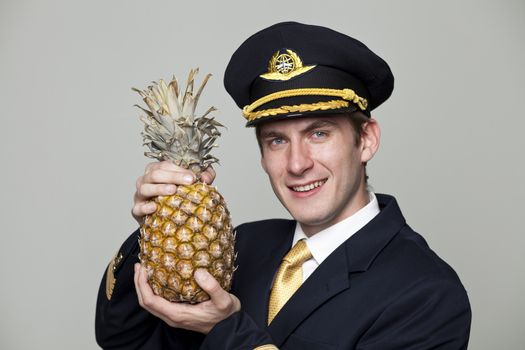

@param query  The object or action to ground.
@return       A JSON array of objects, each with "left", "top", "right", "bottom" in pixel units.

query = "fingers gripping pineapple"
[{"left": 133, "top": 70, "right": 235, "bottom": 303}]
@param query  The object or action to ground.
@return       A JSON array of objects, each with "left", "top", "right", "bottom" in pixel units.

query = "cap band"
[
  {"left": 246, "top": 100, "right": 352, "bottom": 122},
  {"left": 242, "top": 88, "right": 368, "bottom": 122}
]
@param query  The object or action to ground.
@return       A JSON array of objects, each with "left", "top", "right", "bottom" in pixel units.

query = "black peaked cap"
[{"left": 224, "top": 21, "right": 394, "bottom": 126}]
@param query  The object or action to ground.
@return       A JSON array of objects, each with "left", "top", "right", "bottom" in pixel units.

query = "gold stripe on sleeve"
[
  {"left": 105, "top": 256, "right": 117, "bottom": 300},
  {"left": 105, "top": 252, "right": 123, "bottom": 300}
]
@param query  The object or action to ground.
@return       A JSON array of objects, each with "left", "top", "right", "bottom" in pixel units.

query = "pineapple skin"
[{"left": 139, "top": 182, "right": 235, "bottom": 303}]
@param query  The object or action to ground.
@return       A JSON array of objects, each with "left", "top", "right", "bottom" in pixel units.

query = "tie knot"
[{"left": 283, "top": 239, "right": 312, "bottom": 265}]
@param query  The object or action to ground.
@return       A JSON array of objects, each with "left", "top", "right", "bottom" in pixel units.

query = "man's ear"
[{"left": 360, "top": 118, "right": 381, "bottom": 163}]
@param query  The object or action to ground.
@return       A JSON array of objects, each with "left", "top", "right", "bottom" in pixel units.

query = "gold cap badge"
[{"left": 260, "top": 49, "right": 316, "bottom": 81}]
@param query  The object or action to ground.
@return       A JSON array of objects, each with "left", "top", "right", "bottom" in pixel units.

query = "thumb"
[{"left": 194, "top": 269, "right": 223, "bottom": 298}]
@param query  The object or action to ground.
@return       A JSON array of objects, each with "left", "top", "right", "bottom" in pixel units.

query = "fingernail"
[
  {"left": 183, "top": 174, "right": 194, "bottom": 184},
  {"left": 166, "top": 185, "right": 176, "bottom": 194}
]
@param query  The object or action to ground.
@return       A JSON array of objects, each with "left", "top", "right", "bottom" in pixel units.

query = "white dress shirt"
[{"left": 292, "top": 192, "right": 380, "bottom": 282}]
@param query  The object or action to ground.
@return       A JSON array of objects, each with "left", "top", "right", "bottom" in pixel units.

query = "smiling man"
[
  {"left": 96, "top": 22, "right": 471, "bottom": 349},
  {"left": 257, "top": 114, "right": 377, "bottom": 236}
]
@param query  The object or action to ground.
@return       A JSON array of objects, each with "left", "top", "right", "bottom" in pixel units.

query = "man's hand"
[
  {"left": 132, "top": 161, "right": 216, "bottom": 224},
  {"left": 134, "top": 264, "right": 241, "bottom": 334}
]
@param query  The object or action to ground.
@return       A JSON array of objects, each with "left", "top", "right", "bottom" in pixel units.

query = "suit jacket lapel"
[
  {"left": 266, "top": 194, "right": 406, "bottom": 345},
  {"left": 268, "top": 244, "right": 350, "bottom": 345}
]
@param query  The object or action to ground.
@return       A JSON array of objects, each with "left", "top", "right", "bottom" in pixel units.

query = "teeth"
[{"left": 292, "top": 180, "right": 325, "bottom": 192}]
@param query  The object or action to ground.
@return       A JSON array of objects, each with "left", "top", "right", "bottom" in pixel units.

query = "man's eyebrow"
[
  {"left": 260, "top": 119, "right": 337, "bottom": 138},
  {"left": 300, "top": 120, "right": 337, "bottom": 133},
  {"left": 259, "top": 130, "right": 284, "bottom": 138}
]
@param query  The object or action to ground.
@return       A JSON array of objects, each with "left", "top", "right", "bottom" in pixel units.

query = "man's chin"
[{"left": 290, "top": 212, "right": 334, "bottom": 230}]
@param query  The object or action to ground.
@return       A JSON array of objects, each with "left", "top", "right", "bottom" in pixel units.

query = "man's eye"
[
  {"left": 313, "top": 131, "right": 327, "bottom": 138},
  {"left": 271, "top": 137, "right": 284, "bottom": 145}
]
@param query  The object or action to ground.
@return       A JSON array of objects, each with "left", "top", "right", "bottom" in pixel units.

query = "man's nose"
[{"left": 286, "top": 141, "right": 314, "bottom": 176}]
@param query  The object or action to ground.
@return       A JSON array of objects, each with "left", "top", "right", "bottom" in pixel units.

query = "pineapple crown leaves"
[{"left": 133, "top": 69, "right": 224, "bottom": 175}]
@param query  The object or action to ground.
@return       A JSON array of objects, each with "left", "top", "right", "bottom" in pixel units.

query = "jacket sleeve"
[
  {"left": 356, "top": 277, "right": 472, "bottom": 350},
  {"left": 95, "top": 226, "right": 275, "bottom": 350},
  {"left": 201, "top": 311, "right": 277, "bottom": 350},
  {"left": 95, "top": 229, "right": 204, "bottom": 349}
]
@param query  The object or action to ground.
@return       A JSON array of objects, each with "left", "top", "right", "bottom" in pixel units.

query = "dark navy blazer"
[{"left": 96, "top": 194, "right": 471, "bottom": 349}]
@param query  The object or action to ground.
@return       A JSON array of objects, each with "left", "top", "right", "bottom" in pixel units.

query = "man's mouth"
[{"left": 290, "top": 179, "right": 327, "bottom": 192}]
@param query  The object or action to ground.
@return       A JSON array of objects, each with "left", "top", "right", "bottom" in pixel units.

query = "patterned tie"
[{"left": 267, "top": 239, "right": 312, "bottom": 325}]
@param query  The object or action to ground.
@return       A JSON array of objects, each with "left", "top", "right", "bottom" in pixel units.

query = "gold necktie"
[{"left": 268, "top": 239, "right": 312, "bottom": 325}]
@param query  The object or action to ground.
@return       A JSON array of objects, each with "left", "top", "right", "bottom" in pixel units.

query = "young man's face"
[{"left": 259, "top": 114, "right": 378, "bottom": 236}]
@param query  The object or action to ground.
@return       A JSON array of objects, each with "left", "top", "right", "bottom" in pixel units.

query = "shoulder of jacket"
[
  {"left": 385, "top": 225, "right": 464, "bottom": 284},
  {"left": 235, "top": 218, "right": 295, "bottom": 234}
]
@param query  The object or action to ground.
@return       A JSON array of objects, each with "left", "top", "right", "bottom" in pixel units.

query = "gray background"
[{"left": 1, "top": 0, "right": 523, "bottom": 348}]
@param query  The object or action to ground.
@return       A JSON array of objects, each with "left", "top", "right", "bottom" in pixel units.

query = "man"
[{"left": 96, "top": 22, "right": 471, "bottom": 349}]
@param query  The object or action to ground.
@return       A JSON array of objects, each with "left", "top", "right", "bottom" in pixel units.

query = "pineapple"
[{"left": 133, "top": 69, "right": 235, "bottom": 303}]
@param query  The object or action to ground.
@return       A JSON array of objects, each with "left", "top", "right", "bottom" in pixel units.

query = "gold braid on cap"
[{"left": 242, "top": 88, "right": 368, "bottom": 122}]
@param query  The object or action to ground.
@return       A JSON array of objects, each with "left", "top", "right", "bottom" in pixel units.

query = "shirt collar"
[{"left": 292, "top": 192, "right": 380, "bottom": 265}]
